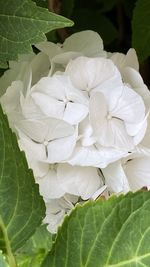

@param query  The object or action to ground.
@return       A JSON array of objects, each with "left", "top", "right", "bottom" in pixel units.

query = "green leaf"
[
  {"left": 0, "top": 251, "right": 9, "bottom": 267},
  {"left": 122, "top": 0, "right": 137, "bottom": 18},
  {"left": 16, "top": 225, "right": 52, "bottom": 267},
  {"left": 0, "top": 105, "right": 45, "bottom": 264},
  {"left": 0, "top": 0, "right": 73, "bottom": 68},
  {"left": 132, "top": 0, "right": 150, "bottom": 61},
  {"left": 16, "top": 253, "right": 43, "bottom": 267},
  {"left": 42, "top": 190, "right": 150, "bottom": 267},
  {"left": 32, "top": 0, "right": 48, "bottom": 8},
  {"left": 19, "top": 224, "right": 52, "bottom": 255}
]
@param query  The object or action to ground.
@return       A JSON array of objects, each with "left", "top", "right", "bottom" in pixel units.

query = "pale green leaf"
[
  {"left": 0, "top": 0, "right": 73, "bottom": 67},
  {"left": 0, "top": 251, "right": 9, "bottom": 267},
  {"left": 18, "top": 224, "right": 52, "bottom": 255},
  {"left": 17, "top": 253, "right": 44, "bottom": 267},
  {"left": 16, "top": 225, "right": 52, "bottom": 267},
  {"left": 0, "top": 105, "right": 45, "bottom": 261},
  {"left": 132, "top": 0, "right": 150, "bottom": 61},
  {"left": 42, "top": 191, "right": 150, "bottom": 267}
]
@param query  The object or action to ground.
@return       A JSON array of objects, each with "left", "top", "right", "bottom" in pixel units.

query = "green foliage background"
[{"left": 0, "top": 0, "right": 150, "bottom": 266}]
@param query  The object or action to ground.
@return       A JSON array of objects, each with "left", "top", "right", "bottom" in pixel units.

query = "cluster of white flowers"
[{"left": 1, "top": 31, "right": 150, "bottom": 233}]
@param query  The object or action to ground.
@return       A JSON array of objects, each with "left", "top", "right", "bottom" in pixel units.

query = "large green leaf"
[
  {"left": 0, "top": 105, "right": 45, "bottom": 265},
  {"left": 0, "top": 0, "right": 73, "bottom": 68},
  {"left": 42, "top": 190, "right": 150, "bottom": 267},
  {"left": 132, "top": 0, "right": 150, "bottom": 61}
]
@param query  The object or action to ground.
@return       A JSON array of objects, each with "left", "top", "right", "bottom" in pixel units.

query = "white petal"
[
  {"left": 63, "top": 102, "right": 88, "bottom": 124},
  {"left": 64, "top": 194, "right": 78, "bottom": 204},
  {"left": 45, "top": 118, "right": 75, "bottom": 140},
  {"left": 52, "top": 51, "right": 82, "bottom": 65},
  {"left": 125, "top": 157, "right": 150, "bottom": 191},
  {"left": 31, "top": 161, "right": 49, "bottom": 178},
  {"left": 79, "top": 117, "right": 95, "bottom": 146},
  {"left": 104, "top": 119, "right": 134, "bottom": 150},
  {"left": 63, "top": 30, "right": 105, "bottom": 57},
  {"left": 30, "top": 52, "right": 50, "bottom": 85},
  {"left": 65, "top": 80, "right": 89, "bottom": 105},
  {"left": 18, "top": 134, "right": 49, "bottom": 178},
  {"left": 17, "top": 119, "right": 48, "bottom": 143},
  {"left": 37, "top": 169, "right": 65, "bottom": 199},
  {"left": 141, "top": 114, "right": 150, "bottom": 148},
  {"left": 134, "top": 122, "right": 147, "bottom": 145},
  {"left": 0, "top": 81, "right": 23, "bottom": 114},
  {"left": 110, "top": 48, "right": 139, "bottom": 72},
  {"left": 111, "top": 85, "right": 145, "bottom": 124},
  {"left": 31, "top": 76, "right": 66, "bottom": 100},
  {"left": 89, "top": 91, "right": 107, "bottom": 138},
  {"left": 20, "top": 93, "right": 44, "bottom": 120},
  {"left": 122, "top": 67, "right": 150, "bottom": 110},
  {"left": 43, "top": 197, "right": 74, "bottom": 233},
  {"left": 67, "top": 142, "right": 128, "bottom": 168},
  {"left": 57, "top": 164, "right": 101, "bottom": 200},
  {"left": 130, "top": 146, "right": 150, "bottom": 158},
  {"left": 44, "top": 211, "right": 64, "bottom": 234},
  {"left": 102, "top": 161, "right": 130, "bottom": 193},
  {"left": 34, "top": 75, "right": 89, "bottom": 105},
  {"left": 65, "top": 57, "right": 120, "bottom": 92},
  {"left": 49, "top": 52, "right": 83, "bottom": 75},
  {"left": 18, "top": 131, "right": 47, "bottom": 161},
  {"left": 18, "top": 116, "right": 74, "bottom": 146},
  {"left": 31, "top": 92, "right": 65, "bottom": 119},
  {"left": 126, "top": 115, "right": 148, "bottom": 145},
  {"left": 35, "top": 41, "right": 61, "bottom": 59},
  {"left": 122, "top": 67, "right": 144, "bottom": 88},
  {"left": 90, "top": 185, "right": 107, "bottom": 200},
  {"left": 110, "top": 52, "right": 127, "bottom": 70},
  {"left": 94, "top": 84, "right": 123, "bottom": 111},
  {"left": 47, "top": 129, "right": 77, "bottom": 163},
  {"left": 0, "top": 55, "right": 34, "bottom": 95},
  {"left": 90, "top": 94, "right": 134, "bottom": 149},
  {"left": 125, "top": 49, "right": 139, "bottom": 71}
]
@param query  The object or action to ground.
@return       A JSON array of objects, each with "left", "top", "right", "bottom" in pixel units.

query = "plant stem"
[{"left": 0, "top": 216, "right": 17, "bottom": 267}]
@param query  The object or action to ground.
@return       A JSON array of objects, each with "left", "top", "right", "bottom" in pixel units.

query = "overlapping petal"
[
  {"left": 31, "top": 75, "right": 89, "bottom": 124},
  {"left": 67, "top": 142, "right": 128, "bottom": 168},
  {"left": 57, "top": 164, "right": 102, "bottom": 200},
  {"left": 65, "top": 56, "right": 120, "bottom": 92}
]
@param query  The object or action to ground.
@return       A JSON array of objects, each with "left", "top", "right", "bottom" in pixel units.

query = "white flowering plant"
[{"left": 0, "top": 0, "right": 150, "bottom": 266}]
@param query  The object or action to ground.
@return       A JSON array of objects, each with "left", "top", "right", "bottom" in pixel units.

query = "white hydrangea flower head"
[{"left": 0, "top": 30, "right": 150, "bottom": 233}]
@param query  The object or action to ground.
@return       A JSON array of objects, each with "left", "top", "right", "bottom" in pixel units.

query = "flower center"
[
  {"left": 63, "top": 98, "right": 69, "bottom": 104},
  {"left": 44, "top": 140, "right": 49, "bottom": 146},
  {"left": 107, "top": 113, "right": 112, "bottom": 120}
]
